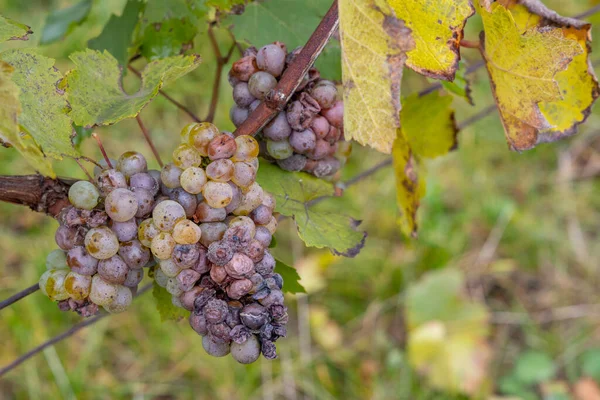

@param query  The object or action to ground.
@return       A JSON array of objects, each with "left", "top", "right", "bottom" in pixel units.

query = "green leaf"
[
  {"left": 513, "top": 351, "right": 555, "bottom": 385},
  {"left": 152, "top": 280, "right": 188, "bottom": 322},
  {"left": 256, "top": 162, "right": 365, "bottom": 257},
  {"left": 88, "top": 0, "right": 144, "bottom": 66},
  {"left": 143, "top": 0, "right": 196, "bottom": 21},
  {"left": 393, "top": 90, "right": 458, "bottom": 237},
  {"left": 0, "top": 61, "right": 55, "bottom": 177},
  {"left": 581, "top": 349, "right": 600, "bottom": 380},
  {"left": 440, "top": 61, "right": 473, "bottom": 105},
  {"left": 40, "top": 0, "right": 93, "bottom": 45},
  {"left": 0, "top": 15, "right": 32, "bottom": 42},
  {"left": 65, "top": 49, "right": 202, "bottom": 127},
  {"left": 275, "top": 259, "right": 306, "bottom": 294},
  {"left": 1, "top": 49, "right": 79, "bottom": 159},
  {"left": 227, "top": 0, "right": 341, "bottom": 80},
  {"left": 72, "top": 125, "right": 93, "bottom": 148},
  {"left": 139, "top": 18, "right": 197, "bottom": 60}
]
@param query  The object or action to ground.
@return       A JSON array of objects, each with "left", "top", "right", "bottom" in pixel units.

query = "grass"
[{"left": 1, "top": 0, "right": 600, "bottom": 399}]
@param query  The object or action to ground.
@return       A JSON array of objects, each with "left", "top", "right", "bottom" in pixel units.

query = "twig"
[
  {"left": 136, "top": 115, "right": 164, "bottom": 168},
  {"left": 457, "top": 105, "right": 497, "bottom": 130},
  {"left": 0, "top": 283, "right": 152, "bottom": 378},
  {"left": 205, "top": 26, "right": 238, "bottom": 123},
  {"left": 128, "top": 65, "right": 201, "bottom": 123},
  {"left": 459, "top": 39, "right": 479, "bottom": 49},
  {"left": 0, "top": 175, "right": 72, "bottom": 217},
  {"left": 0, "top": 284, "right": 39, "bottom": 311},
  {"left": 344, "top": 159, "right": 393, "bottom": 187},
  {"left": 233, "top": 0, "right": 339, "bottom": 137},
  {"left": 92, "top": 133, "right": 113, "bottom": 168},
  {"left": 74, "top": 159, "right": 94, "bottom": 182},
  {"left": 575, "top": 4, "right": 600, "bottom": 19}
]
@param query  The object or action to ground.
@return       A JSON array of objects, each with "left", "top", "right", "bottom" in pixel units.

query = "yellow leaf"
[
  {"left": 0, "top": 61, "right": 55, "bottom": 177},
  {"left": 393, "top": 91, "right": 457, "bottom": 237},
  {"left": 478, "top": 0, "right": 598, "bottom": 151},
  {"left": 388, "top": 0, "right": 474, "bottom": 80},
  {"left": 339, "top": 0, "right": 414, "bottom": 154}
]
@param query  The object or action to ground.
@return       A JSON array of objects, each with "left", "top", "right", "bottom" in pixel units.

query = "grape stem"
[
  {"left": 233, "top": 0, "right": 340, "bottom": 137},
  {"left": 0, "top": 283, "right": 39, "bottom": 312},
  {"left": 205, "top": 25, "right": 239, "bottom": 123},
  {"left": 136, "top": 115, "right": 164, "bottom": 168}
]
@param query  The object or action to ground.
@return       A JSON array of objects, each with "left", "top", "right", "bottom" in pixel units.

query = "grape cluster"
[
  {"left": 145, "top": 122, "right": 288, "bottom": 363},
  {"left": 229, "top": 42, "right": 350, "bottom": 178},
  {"left": 40, "top": 152, "right": 156, "bottom": 317}
]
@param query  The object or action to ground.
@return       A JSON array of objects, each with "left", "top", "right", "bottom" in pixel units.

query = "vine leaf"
[
  {"left": 40, "top": 0, "right": 93, "bottom": 45},
  {"left": 388, "top": 0, "right": 474, "bottom": 80},
  {"left": 1, "top": 49, "right": 79, "bottom": 160},
  {"left": 0, "top": 61, "right": 55, "bottom": 177},
  {"left": 65, "top": 49, "right": 202, "bottom": 127},
  {"left": 406, "top": 269, "right": 491, "bottom": 395},
  {"left": 256, "top": 162, "right": 366, "bottom": 257},
  {"left": 227, "top": 0, "right": 341, "bottom": 80},
  {"left": 338, "top": 0, "right": 414, "bottom": 154},
  {"left": 478, "top": 0, "right": 599, "bottom": 151},
  {"left": 152, "top": 280, "right": 188, "bottom": 322},
  {"left": 275, "top": 259, "right": 306, "bottom": 294},
  {"left": 394, "top": 91, "right": 457, "bottom": 237},
  {"left": 88, "top": 0, "right": 144, "bottom": 67},
  {"left": 137, "top": 0, "right": 201, "bottom": 61},
  {"left": 440, "top": 61, "right": 473, "bottom": 105},
  {"left": 0, "top": 15, "right": 32, "bottom": 42}
]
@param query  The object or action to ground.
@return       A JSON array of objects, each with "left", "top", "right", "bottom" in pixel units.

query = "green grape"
[
  {"left": 64, "top": 271, "right": 92, "bottom": 300},
  {"left": 205, "top": 159, "right": 234, "bottom": 182},
  {"left": 89, "top": 275, "right": 118, "bottom": 306},
  {"left": 202, "top": 181, "right": 233, "bottom": 209},
  {"left": 161, "top": 163, "right": 183, "bottom": 189},
  {"left": 117, "top": 151, "right": 147, "bottom": 178},
  {"left": 103, "top": 285, "right": 132, "bottom": 314},
  {"left": 231, "top": 335, "right": 261, "bottom": 364},
  {"left": 151, "top": 232, "right": 176, "bottom": 260},
  {"left": 173, "top": 144, "right": 202, "bottom": 169},
  {"left": 180, "top": 122, "right": 199, "bottom": 144},
  {"left": 233, "top": 182, "right": 264, "bottom": 216},
  {"left": 138, "top": 218, "right": 159, "bottom": 247},
  {"left": 189, "top": 122, "right": 220, "bottom": 156},
  {"left": 180, "top": 167, "right": 207, "bottom": 194},
  {"left": 166, "top": 277, "right": 184, "bottom": 296},
  {"left": 68, "top": 181, "right": 100, "bottom": 210},
  {"left": 85, "top": 227, "right": 119, "bottom": 260},
  {"left": 39, "top": 269, "right": 69, "bottom": 301},
  {"left": 152, "top": 200, "right": 186, "bottom": 231},
  {"left": 160, "top": 258, "right": 184, "bottom": 278},
  {"left": 263, "top": 215, "right": 278, "bottom": 235},
  {"left": 231, "top": 135, "right": 259, "bottom": 162},
  {"left": 231, "top": 162, "right": 257, "bottom": 189},
  {"left": 154, "top": 267, "right": 169, "bottom": 287},
  {"left": 172, "top": 219, "right": 202, "bottom": 245},
  {"left": 266, "top": 139, "right": 293, "bottom": 160},
  {"left": 46, "top": 249, "right": 68, "bottom": 270}
]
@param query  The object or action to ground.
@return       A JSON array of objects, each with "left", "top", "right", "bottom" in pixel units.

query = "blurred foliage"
[{"left": 0, "top": 0, "right": 599, "bottom": 399}]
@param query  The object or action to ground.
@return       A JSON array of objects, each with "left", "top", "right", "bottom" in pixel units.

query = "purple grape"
[
  {"left": 67, "top": 246, "right": 98, "bottom": 276},
  {"left": 190, "top": 312, "right": 208, "bottom": 335},
  {"left": 227, "top": 278, "right": 253, "bottom": 299},
  {"left": 289, "top": 129, "right": 316, "bottom": 154},
  {"left": 230, "top": 106, "right": 249, "bottom": 127},
  {"left": 169, "top": 188, "right": 198, "bottom": 219},
  {"left": 176, "top": 269, "right": 201, "bottom": 292},
  {"left": 118, "top": 240, "right": 151, "bottom": 269},
  {"left": 310, "top": 116, "right": 330, "bottom": 139},
  {"left": 277, "top": 154, "right": 307, "bottom": 172},
  {"left": 110, "top": 218, "right": 138, "bottom": 242},
  {"left": 233, "top": 82, "right": 256, "bottom": 107},
  {"left": 207, "top": 240, "right": 234, "bottom": 266},
  {"left": 248, "top": 71, "right": 277, "bottom": 100},
  {"left": 310, "top": 80, "right": 338, "bottom": 109},
  {"left": 194, "top": 202, "right": 227, "bottom": 223},
  {"left": 204, "top": 299, "right": 229, "bottom": 324},
  {"left": 98, "top": 255, "right": 129, "bottom": 284},
  {"left": 256, "top": 44, "right": 286, "bottom": 77},
  {"left": 240, "top": 303, "right": 269, "bottom": 330},
  {"left": 130, "top": 172, "right": 159, "bottom": 196},
  {"left": 254, "top": 226, "right": 272, "bottom": 248},
  {"left": 131, "top": 187, "right": 155, "bottom": 218},
  {"left": 250, "top": 205, "right": 272, "bottom": 225},
  {"left": 322, "top": 100, "right": 343, "bottom": 128},
  {"left": 263, "top": 111, "right": 292, "bottom": 141},
  {"left": 55, "top": 225, "right": 86, "bottom": 251},
  {"left": 96, "top": 169, "right": 127, "bottom": 194},
  {"left": 172, "top": 243, "right": 201, "bottom": 268},
  {"left": 255, "top": 251, "right": 275, "bottom": 276},
  {"left": 231, "top": 334, "right": 261, "bottom": 364}
]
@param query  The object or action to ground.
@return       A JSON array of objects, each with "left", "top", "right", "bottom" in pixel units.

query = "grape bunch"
[
  {"left": 40, "top": 152, "right": 157, "bottom": 317},
  {"left": 229, "top": 42, "right": 351, "bottom": 178},
  {"left": 143, "top": 122, "right": 288, "bottom": 363}
]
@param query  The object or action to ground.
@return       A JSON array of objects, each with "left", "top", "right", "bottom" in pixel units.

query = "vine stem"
[
  {"left": 233, "top": 0, "right": 339, "bottom": 137},
  {"left": 136, "top": 115, "right": 164, "bottom": 168},
  {"left": 0, "top": 284, "right": 39, "bottom": 311},
  {"left": 128, "top": 65, "right": 201, "bottom": 123},
  {"left": 0, "top": 283, "right": 152, "bottom": 378},
  {"left": 205, "top": 25, "right": 238, "bottom": 123}
]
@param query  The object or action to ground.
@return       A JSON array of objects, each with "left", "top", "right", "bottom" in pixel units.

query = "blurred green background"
[{"left": 1, "top": 0, "right": 600, "bottom": 399}]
